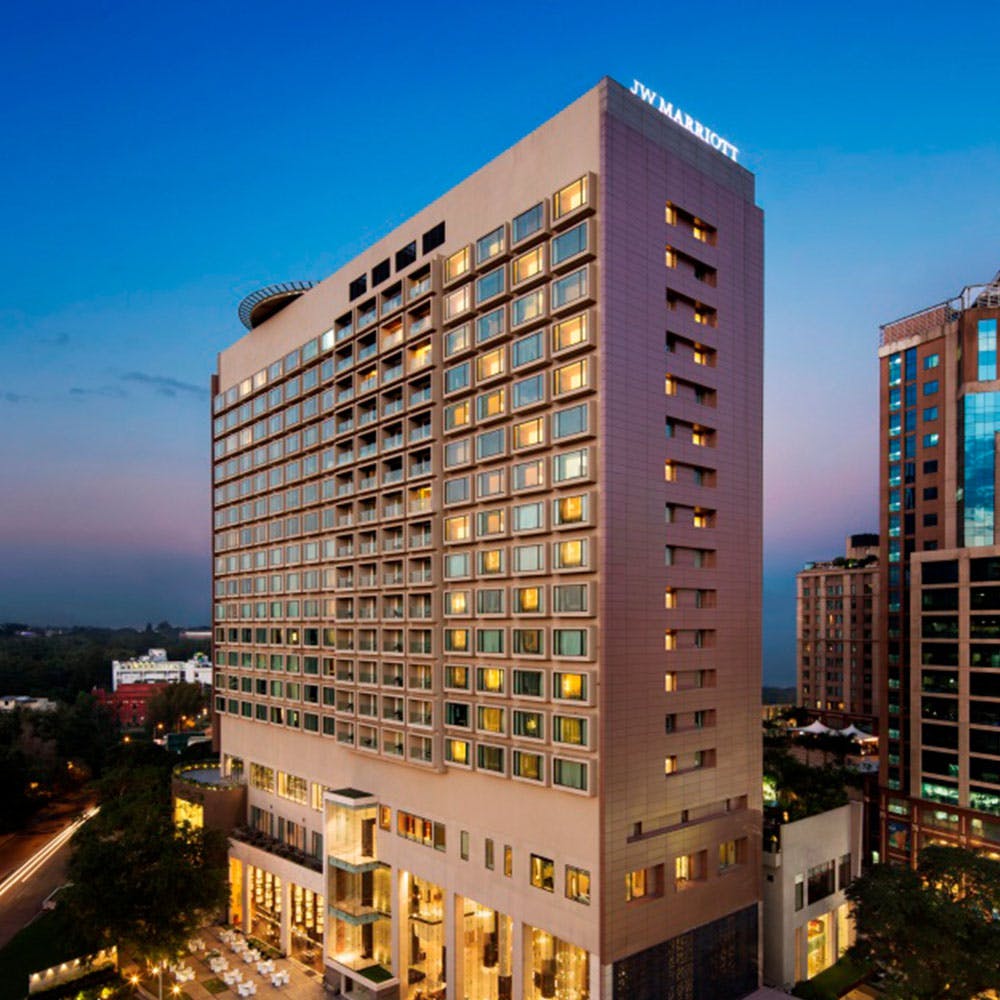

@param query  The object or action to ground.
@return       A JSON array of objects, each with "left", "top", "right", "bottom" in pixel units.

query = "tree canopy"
[
  {"left": 145, "top": 681, "right": 209, "bottom": 734},
  {"left": 847, "top": 845, "right": 1000, "bottom": 999},
  {"left": 62, "top": 746, "right": 227, "bottom": 963}
]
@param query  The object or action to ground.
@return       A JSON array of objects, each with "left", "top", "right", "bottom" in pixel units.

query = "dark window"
[
  {"left": 970, "top": 757, "right": 1000, "bottom": 785},
  {"left": 922, "top": 749, "right": 958, "bottom": 776},
  {"left": 372, "top": 258, "right": 390, "bottom": 286},
  {"left": 970, "top": 728, "right": 1000, "bottom": 757},
  {"left": 924, "top": 460, "right": 939, "bottom": 474},
  {"left": 349, "top": 275, "right": 367, "bottom": 300},
  {"left": 972, "top": 557, "right": 1000, "bottom": 582},
  {"left": 923, "top": 486, "right": 938, "bottom": 500},
  {"left": 922, "top": 722, "right": 959, "bottom": 748},
  {"left": 395, "top": 242, "right": 417, "bottom": 271},
  {"left": 422, "top": 222, "right": 446, "bottom": 254},
  {"left": 971, "top": 672, "right": 1000, "bottom": 698},
  {"left": 807, "top": 861, "right": 835, "bottom": 904},
  {"left": 838, "top": 854, "right": 852, "bottom": 890},
  {"left": 923, "top": 513, "right": 938, "bottom": 527},
  {"left": 922, "top": 560, "right": 958, "bottom": 585},
  {"left": 921, "top": 589, "right": 957, "bottom": 611}
]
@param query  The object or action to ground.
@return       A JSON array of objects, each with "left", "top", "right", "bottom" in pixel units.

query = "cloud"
[
  {"left": 69, "top": 386, "right": 128, "bottom": 399},
  {"left": 2, "top": 391, "right": 31, "bottom": 403},
  {"left": 119, "top": 371, "right": 208, "bottom": 398}
]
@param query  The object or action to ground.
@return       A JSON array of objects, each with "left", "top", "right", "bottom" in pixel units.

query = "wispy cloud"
[
  {"left": 69, "top": 386, "right": 128, "bottom": 399},
  {"left": 119, "top": 371, "right": 208, "bottom": 398},
  {"left": 2, "top": 391, "right": 31, "bottom": 403}
]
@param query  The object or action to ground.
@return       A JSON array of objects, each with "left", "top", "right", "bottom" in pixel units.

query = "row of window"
[{"left": 625, "top": 838, "right": 747, "bottom": 902}]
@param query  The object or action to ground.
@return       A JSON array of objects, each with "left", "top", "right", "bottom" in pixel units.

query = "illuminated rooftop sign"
[{"left": 629, "top": 79, "right": 739, "bottom": 163}]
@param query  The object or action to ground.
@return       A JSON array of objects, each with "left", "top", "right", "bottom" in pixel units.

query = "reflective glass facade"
[
  {"left": 963, "top": 392, "right": 1000, "bottom": 546},
  {"left": 977, "top": 318, "right": 997, "bottom": 381}
]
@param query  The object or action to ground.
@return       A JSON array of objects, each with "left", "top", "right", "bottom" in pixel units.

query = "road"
[{"left": 0, "top": 792, "right": 97, "bottom": 949}]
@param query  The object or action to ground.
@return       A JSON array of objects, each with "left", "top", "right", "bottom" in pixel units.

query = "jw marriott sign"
[{"left": 629, "top": 78, "right": 740, "bottom": 163}]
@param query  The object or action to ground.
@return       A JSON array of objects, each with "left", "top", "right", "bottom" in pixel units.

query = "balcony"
[{"left": 231, "top": 826, "right": 322, "bottom": 873}]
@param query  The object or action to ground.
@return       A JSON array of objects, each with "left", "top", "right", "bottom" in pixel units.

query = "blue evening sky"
[{"left": 1, "top": 0, "right": 998, "bottom": 683}]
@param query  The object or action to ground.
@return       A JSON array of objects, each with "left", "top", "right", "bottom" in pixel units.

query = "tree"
[
  {"left": 847, "top": 846, "right": 1000, "bottom": 999},
  {"left": 146, "top": 682, "right": 209, "bottom": 733},
  {"left": 62, "top": 753, "right": 228, "bottom": 964}
]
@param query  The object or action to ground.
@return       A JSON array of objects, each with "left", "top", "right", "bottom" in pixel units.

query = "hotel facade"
[
  {"left": 877, "top": 271, "right": 1000, "bottom": 864},
  {"left": 205, "top": 77, "right": 763, "bottom": 1000}
]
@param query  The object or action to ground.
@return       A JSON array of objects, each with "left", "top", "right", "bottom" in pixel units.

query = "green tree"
[
  {"left": 847, "top": 846, "right": 1000, "bottom": 999},
  {"left": 145, "top": 682, "right": 209, "bottom": 733},
  {"left": 62, "top": 753, "right": 227, "bottom": 964}
]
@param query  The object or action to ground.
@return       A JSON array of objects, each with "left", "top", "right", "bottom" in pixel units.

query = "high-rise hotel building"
[
  {"left": 208, "top": 78, "right": 763, "bottom": 1000},
  {"left": 877, "top": 270, "right": 1000, "bottom": 864}
]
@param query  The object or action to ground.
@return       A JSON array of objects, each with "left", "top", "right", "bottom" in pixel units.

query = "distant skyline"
[{"left": 2, "top": 1, "right": 999, "bottom": 683}]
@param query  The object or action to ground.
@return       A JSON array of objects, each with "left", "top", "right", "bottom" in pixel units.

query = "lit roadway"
[{"left": 0, "top": 797, "right": 98, "bottom": 949}]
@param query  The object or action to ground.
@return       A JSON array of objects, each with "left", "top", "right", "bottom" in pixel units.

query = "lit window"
[
  {"left": 554, "top": 672, "right": 586, "bottom": 700},
  {"left": 554, "top": 494, "right": 587, "bottom": 525},
  {"left": 446, "top": 739, "right": 469, "bottom": 764},
  {"left": 477, "top": 387, "right": 506, "bottom": 420},
  {"left": 444, "top": 514, "right": 471, "bottom": 542},
  {"left": 445, "top": 246, "right": 471, "bottom": 282},
  {"left": 566, "top": 865, "right": 590, "bottom": 905},
  {"left": 477, "top": 509, "right": 505, "bottom": 537},
  {"left": 514, "top": 586, "right": 543, "bottom": 613},
  {"left": 477, "top": 468, "right": 505, "bottom": 497},
  {"left": 477, "top": 705, "right": 505, "bottom": 733},
  {"left": 554, "top": 539, "right": 586, "bottom": 569},
  {"left": 514, "top": 417, "right": 545, "bottom": 449},
  {"left": 476, "top": 667, "right": 505, "bottom": 694},
  {"left": 553, "top": 313, "right": 588, "bottom": 352},
  {"left": 477, "top": 347, "right": 506, "bottom": 381},
  {"left": 553, "top": 715, "right": 587, "bottom": 745},
  {"left": 664, "top": 672, "right": 678, "bottom": 692},
  {"left": 478, "top": 548, "right": 505, "bottom": 575},
  {"left": 444, "top": 628, "right": 469, "bottom": 652},
  {"left": 553, "top": 176, "right": 588, "bottom": 219},
  {"left": 664, "top": 755, "right": 678, "bottom": 774},
  {"left": 625, "top": 865, "right": 662, "bottom": 901},
  {"left": 513, "top": 246, "right": 545, "bottom": 284},
  {"left": 513, "top": 458, "right": 545, "bottom": 491},
  {"left": 530, "top": 853, "right": 554, "bottom": 892},
  {"left": 444, "top": 591, "right": 469, "bottom": 615},
  {"left": 444, "top": 399, "right": 470, "bottom": 430},
  {"left": 444, "top": 284, "right": 471, "bottom": 319},
  {"left": 553, "top": 448, "right": 588, "bottom": 482},
  {"left": 445, "top": 664, "right": 469, "bottom": 689},
  {"left": 513, "top": 750, "right": 543, "bottom": 781},
  {"left": 513, "top": 710, "right": 544, "bottom": 738}
]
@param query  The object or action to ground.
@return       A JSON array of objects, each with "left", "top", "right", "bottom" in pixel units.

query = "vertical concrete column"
[
  {"left": 280, "top": 878, "right": 292, "bottom": 955},
  {"left": 390, "top": 867, "right": 401, "bottom": 986},
  {"left": 510, "top": 918, "right": 523, "bottom": 1000},
  {"left": 241, "top": 860, "right": 251, "bottom": 934},
  {"left": 450, "top": 894, "right": 464, "bottom": 1000}
]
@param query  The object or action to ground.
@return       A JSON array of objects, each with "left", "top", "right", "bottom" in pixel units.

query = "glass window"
[
  {"left": 514, "top": 544, "right": 544, "bottom": 573},
  {"left": 512, "top": 373, "right": 545, "bottom": 409},
  {"left": 552, "top": 268, "right": 588, "bottom": 310},
  {"left": 513, "top": 501, "right": 544, "bottom": 532},
  {"left": 554, "top": 448, "right": 588, "bottom": 482},
  {"left": 513, "top": 458, "right": 544, "bottom": 491},
  {"left": 924, "top": 353, "right": 940, "bottom": 370},
  {"left": 513, "top": 750, "right": 543, "bottom": 781},
  {"left": 477, "top": 347, "right": 506, "bottom": 381},
  {"left": 477, "top": 509, "right": 505, "bottom": 536},
  {"left": 554, "top": 672, "right": 587, "bottom": 700},
  {"left": 514, "top": 416, "right": 545, "bottom": 450},
  {"left": 512, "top": 288, "right": 546, "bottom": 327},
  {"left": 512, "top": 330, "right": 544, "bottom": 368},
  {"left": 477, "top": 744, "right": 505, "bottom": 773},
  {"left": 554, "top": 403, "right": 588, "bottom": 439},
  {"left": 477, "top": 387, "right": 506, "bottom": 420},
  {"left": 554, "top": 629, "right": 587, "bottom": 657},
  {"left": 514, "top": 668, "right": 544, "bottom": 697},
  {"left": 446, "top": 738, "right": 470, "bottom": 764},
  {"left": 554, "top": 538, "right": 587, "bottom": 569},
  {"left": 513, "top": 628, "right": 544, "bottom": 655},
  {"left": 476, "top": 266, "right": 506, "bottom": 304},
  {"left": 553, "top": 176, "right": 587, "bottom": 220},
  {"left": 445, "top": 362, "right": 471, "bottom": 394},
  {"left": 554, "top": 494, "right": 587, "bottom": 525},
  {"left": 477, "top": 548, "right": 505, "bottom": 575},
  {"left": 477, "top": 468, "right": 505, "bottom": 497},
  {"left": 444, "top": 628, "right": 469, "bottom": 652},
  {"left": 924, "top": 380, "right": 939, "bottom": 395},
  {"left": 553, "top": 584, "right": 587, "bottom": 614},
  {"left": 513, "top": 246, "right": 544, "bottom": 284},
  {"left": 477, "top": 587, "right": 505, "bottom": 614},
  {"left": 978, "top": 319, "right": 998, "bottom": 381},
  {"left": 554, "top": 358, "right": 588, "bottom": 396},
  {"left": 476, "top": 307, "right": 504, "bottom": 345},
  {"left": 444, "top": 399, "right": 471, "bottom": 430},
  {"left": 444, "top": 514, "right": 471, "bottom": 542},
  {"left": 444, "top": 323, "right": 471, "bottom": 358},
  {"left": 445, "top": 664, "right": 469, "bottom": 689},
  {"left": 553, "top": 313, "right": 588, "bottom": 352},
  {"left": 476, "top": 666, "right": 505, "bottom": 694},
  {"left": 477, "top": 705, "right": 505, "bottom": 732},
  {"left": 444, "top": 552, "right": 470, "bottom": 579},
  {"left": 553, "top": 757, "right": 587, "bottom": 791},
  {"left": 551, "top": 222, "right": 587, "bottom": 266},
  {"left": 530, "top": 854, "right": 554, "bottom": 892},
  {"left": 553, "top": 715, "right": 587, "bottom": 744},
  {"left": 444, "top": 591, "right": 469, "bottom": 615},
  {"left": 565, "top": 866, "right": 590, "bottom": 904},
  {"left": 445, "top": 284, "right": 471, "bottom": 319},
  {"left": 513, "top": 202, "right": 544, "bottom": 243},
  {"left": 476, "top": 428, "right": 506, "bottom": 460},
  {"left": 444, "top": 476, "right": 470, "bottom": 504},
  {"left": 514, "top": 586, "right": 544, "bottom": 614},
  {"left": 476, "top": 226, "right": 505, "bottom": 265},
  {"left": 444, "top": 439, "right": 470, "bottom": 468},
  {"left": 445, "top": 246, "right": 471, "bottom": 282}
]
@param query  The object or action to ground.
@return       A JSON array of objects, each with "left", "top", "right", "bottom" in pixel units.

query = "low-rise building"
[
  {"left": 0, "top": 694, "right": 58, "bottom": 712},
  {"left": 762, "top": 794, "right": 863, "bottom": 989},
  {"left": 111, "top": 649, "right": 211, "bottom": 691}
]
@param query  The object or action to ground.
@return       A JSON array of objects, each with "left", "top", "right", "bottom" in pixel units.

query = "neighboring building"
[
  {"left": 93, "top": 681, "right": 166, "bottom": 727},
  {"left": 796, "top": 534, "right": 880, "bottom": 728},
  {"left": 208, "top": 76, "right": 763, "bottom": 999},
  {"left": 181, "top": 628, "right": 214, "bottom": 641},
  {"left": 877, "top": 270, "right": 1000, "bottom": 864},
  {"left": 0, "top": 694, "right": 58, "bottom": 713},
  {"left": 762, "top": 798, "right": 863, "bottom": 989},
  {"left": 111, "top": 648, "right": 212, "bottom": 690}
]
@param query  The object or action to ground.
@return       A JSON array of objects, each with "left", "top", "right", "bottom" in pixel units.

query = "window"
[
  {"left": 514, "top": 544, "right": 544, "bottom": 572},
  {"left": 476, "top": 666, "right": 505, "bottom": 694},
  {"left": 477, "top": 510, "right": 506, "bottom": 537},
  {"left": 477, "top": 628, "right": 504, "bottom": 654},
  {"left": 552, "top": 268, "right": 588, "bottom": 310},
  {"left": 513, "top": 502, "right": 543, "bottom": 532},
  {"left": 477, "top": 347, "right": 506, "bottom": 381},
  {"left": 460, "top": 830, "right": 470, "bottom": 860},
  {"left": 554, "top": 176, "right": 587, "bottom": 219},
  {"left": 445, "top": 246, "right": 471, "bottom": 282},
  {"left": 444, "top": 439, "right": 470, "bottom": 468},
  {"left": 924, "top": 353, "right": 940, "bottom": 370},
  {"left": 476, "top": 307, "right": 504, "bottom": 344},
  {"left": 444, "top": 476, "right": 470, "bottom": 504},
  {"left": 478, "top": 548, "right": 505, "bottom": 574},
  {"left": 476, "top": 428, "right": 506, "bottom": 460},
  {"left": 477, "top": 705, "right": 505, "bottom": 733},
  {"left": 514, "top": 586, "right": 544, "bottom": 615},
  {"left": 513, "top": 202, "right": 544, "bottom": 243},
  {"left": 553, "top": 715, "right": 587, "bottom": 745},
  {"left": 551, "top": 222, "right": 588, "bottom": 266},
  {"left": 554, "top": 494, "right": 586, "bottom": 526},
  {"left": 476, "top": 266, "right": 506, "bottom": 305},
  {"left": 513, "top": 750, "right": 543, "bottom": 781},
  {"left": 444, "top": 399, "right": 471, "bottom": 430},
  {"left": 923, "top": 432, "right": 939, "bottom": 447},
  {"left": 675, "top": 852, "right": 705, "bottom": 885},
  {"left": 512, "top": 330, "right": 544, "bottom": 368},
  {"left": 445, "top": 362, "right": 470, "bottom": 394},
  {"left": 553, "top": 313, "right": 588, "bottom": 352},
  {"left": 508, "top": 419, "right": 543, "bottom": 454},
  {"left": 553, "top": 757, "right": 587, "bottom": 790},
  {"left": 566, "top": 865, "right": 590, "bottom": 904},
  {"left": 477, "top": 744, "right": 504, "bottom": 773},
  {"left": 554, "top": 671, "right": 587, "bottom": 700},
  {"left": 512, "top": 288, "right": 546, "bottom": 327},
  {"left": 513, "top": 628, "right": 544, "bottom": 655},
  {"left": 444, "top": 514, "right": 471, "bottom": 542},
  {"left": 513, "top": 710, "right": 544, "bottom": 738},
  {"left": 444, "top": 552, "right": 470, "bottom": 579},
  {"left": 513, "top": 458, "right": 545, "bottom": 491},
  {"left": 530, "top": 854, "right": 554, "bottom": 892},
  {"left": 553, "top": 359, "right": 588, "bottom": 396},
  {"left": 718, "top": 838, "right": 744, "bottom": 871},
  {"left": 476, "top": 226, "right": 505, "bottom": 265},
  {"left": 514, "top": 669, "right": 544, "bottom": 697},
  {"left": 445, "top": 284, "right": 472, "bottom": 320},
  {"left": 444, "top": 324, "right": 471, "bottom": 358},
  {"left": 553, "top": 584, "right": 587, "bottom": 613},
  {"left": 554, "top": 539, "right": 587, "bottom": 569},
  {"left": 924, "top": 380, "right": 939, "bottom": 396},
  {"left": 445, "top": 664, "right": 469, "bottom": 689},
  {"left": 513, "top": 373, "right": 545, "bottom": 409},
  {"left": 807, "top": 860, "right": 836, "bottom": 903},
  {"left": 485, "top": 838, "right": 495, "bottom": 869},
  {"left": 924, "top": 406, "right": 938, "bottom": 421},
  {"left": 444, "top": 628, "right": 469, "bottom": 652},
  {"left": 504, "top": 844, "right": 513, "bottom": 877},
  {"left": 445, "top": 702, "right": 470, "bottom": 727},
  {"left": 978, "top": 318, "right": 997, "bottom": 381},
  {"left": 626, "top": 864, "right": 663, "bottom": 901},
  {"left": 554, "top": 404, "right": 588, "bottom": 439},
  {"left": 794, "top": 875, "right": 804, "bottom": 911},
  {"left": 477, "top": 468, "right": 505, "bottom": 497},
  {"left": 446, "top": 738, "right": 470, "bottom": 764},
  {"left": 554, "top": 448, "right": 588, "bottom": 483},
  {"left": 477, "top": 387, "right": 506, "bottom": 420}
]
